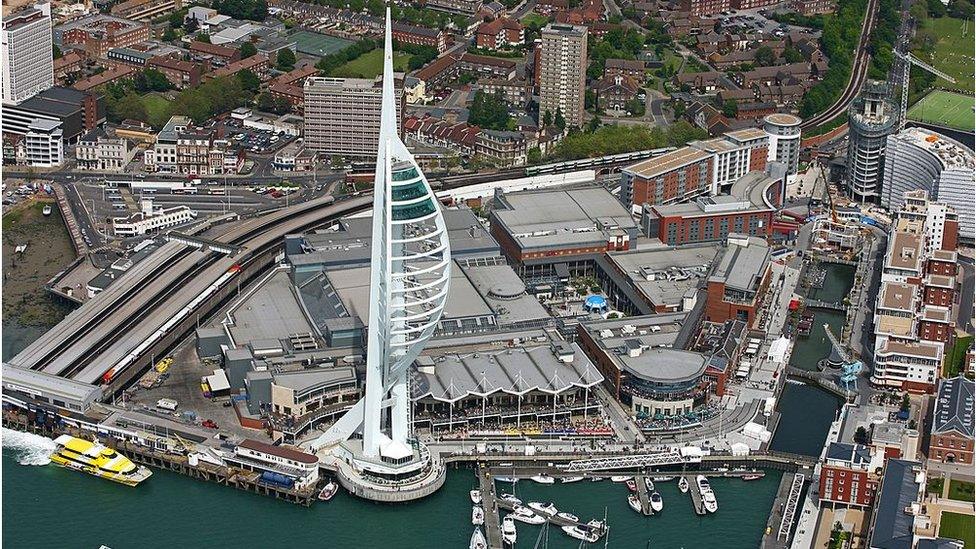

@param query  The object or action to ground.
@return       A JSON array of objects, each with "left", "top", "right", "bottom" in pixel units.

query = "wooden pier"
[
  {"left": 634, "top": 475, "right": 654, "bottom": 515},
  {"left": 687, "top": 475, "right": 707, "bottom": 515},
  {"left": 476, "top": 464, "right": 504, "bottom": 549}
]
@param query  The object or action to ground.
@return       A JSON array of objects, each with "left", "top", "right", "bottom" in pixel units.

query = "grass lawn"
[
  {"left": 915, "top": 16, "right": 974, "bottom": 93},
  {"left": 939, "top": 512, "right": 975, "bottom": 549},
  {"left": 907, "top": 90, "right": 975, "bottom": 132},
  {"left": 141, "top": 94, "right": 172, "bottom": 128},
  {"left": 942, "top": 334, "right": 976, "bottom": 376},
  {"left": 949, "top": 480, "right": 975, "bottom": 503},
  {"left": 520, "top": 12, "right": 549, "bottom": 27},
  {"left": 927, "top": 477, "right": 945, "bottom": 495},
  {"left": 329, "top": 49, "right": 412, "bottom": 78}
]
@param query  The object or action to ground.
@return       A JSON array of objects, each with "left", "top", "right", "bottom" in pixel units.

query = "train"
[{"left": 524, "top": 148, "right": 675, "bottom": 176}]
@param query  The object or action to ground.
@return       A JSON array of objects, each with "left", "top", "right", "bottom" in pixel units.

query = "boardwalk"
[
  {"left": 634, "top": 475, "right": 654, "bottom": 515},
  {"left": 476, "top": 464, "right": 503, "bottom": 548},
  {"left": 687, "top": 475, "right": 707, "bottom": 515}
]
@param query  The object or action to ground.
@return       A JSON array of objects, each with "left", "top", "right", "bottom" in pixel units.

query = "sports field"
[
  {"left": 291, "top": 30, "right": 354, "bottom": 57},
  {"left": 907, "top": 90, "right": 975, "bottom": 131},
  {"left": 915, "top": 16, "right": 974, "bottom": 93},
  {"left": 329, "top": 49, "right": 412, "bottom": 78}
]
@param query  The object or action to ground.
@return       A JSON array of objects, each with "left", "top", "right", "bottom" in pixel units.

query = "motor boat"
[
  {"left": 470, "top": 527, "right": 487, "bottom": 549},
  {"left": 562, "top": 525, "right": 600, "bottom": 543},
  {"left": 644, "top": 478, "right": 655, "bottom": 492},
  {"left": 528, "top": 501, "right": 558, "bottom": 516},
  {"left": 530, "top": 473, "right": 555, "bottom": 484},
  {"left": 590, "top": 477, "right": 604, "bottom": 482},
  {"left": 652, "top": 476, "right": 675, "bottom": 482},
  {"left": 742, "top": 473, "right": 764, "bottom": 481},
  {"left": 502, "top": 516, "right": 517, "bottom": 546},
  {"left": 500, "top": 493, "right": 522, "bottom": 506},
  {"left": 587, "top": 519, "right": 606, "bottom": 533},
  {"left": 702, "top": 490, "right": 718, "bottom": 513},
  {"left": 627, "top": 494, "right": 642, "bottom": 513},
  {"left": 511, "top": 505, "right": 546, "bottom": 525},
  {"left": 495, "top": 476, "right": 518, "bottom": 484},
  {"left": 318, "top": 481, "right": 338, "bottom": 501},
  {"left": 678, "top": 476, "right": 689, "bottom": 493},
  {"left": 625, "top": 480, "right": 638, "bottom": 492},
  {"left": 696, "top": 475, "right": 711, "bottom": 491},
  {"left": 650, "top": 492, "right": 664, "bottom": 513},
  {"left": 472, "top": 505, "right": 484, "bottom": 525},
  {"left": 470, "top": 489, "right": 482, "bottom": 504},
  {"left": 561, "top": 476, "right": 585, "bottom": 483},
  {"left": 556, "top": 511, "right": 579, "bottom": 523},
  {"left": 610, "top": 476, "right": 632, "bottom": 483}
]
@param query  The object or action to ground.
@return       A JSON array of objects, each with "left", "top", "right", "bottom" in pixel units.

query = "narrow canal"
[{"left": 769, "top": 262, "right": 853, "bottom": 456}]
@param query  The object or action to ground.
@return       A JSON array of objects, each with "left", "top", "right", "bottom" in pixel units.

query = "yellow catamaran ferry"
[{"left": 50, "top": 435, "right": 152, "bottom": 486}]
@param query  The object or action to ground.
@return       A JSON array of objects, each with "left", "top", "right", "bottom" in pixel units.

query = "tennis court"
[
  {"left": 907, "top": 90, "right": 975, "bottom": 131},
  {"left": 290, "top": 30, "right": 354, "bottom": 57}
]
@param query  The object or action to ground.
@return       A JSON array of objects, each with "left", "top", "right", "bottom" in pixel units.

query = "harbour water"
[{"left": 2, "top": 430, "right": 782, "bottom": 548}]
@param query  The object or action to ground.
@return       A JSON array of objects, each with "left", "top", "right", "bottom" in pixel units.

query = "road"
[{"left": 800, "top": 0, "right": 881, "bottom": 130}]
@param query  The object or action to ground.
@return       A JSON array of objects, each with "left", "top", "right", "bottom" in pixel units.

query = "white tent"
[
  {"left": 730, "top": 442, "right": 751, "bottom": 456},
  {"left": 767, "top": 337, "right": 791, "bottom": 364}
]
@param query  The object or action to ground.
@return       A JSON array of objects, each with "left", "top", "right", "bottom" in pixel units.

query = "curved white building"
[
  {"left": 310, "top": 10, "right": 451, "bottom": 487},
  {"left": 882, "top": 127, "right": 975, "bottom": 243},
  {"left": 763, "top": 113, "right": 801, "bottom": 177}
]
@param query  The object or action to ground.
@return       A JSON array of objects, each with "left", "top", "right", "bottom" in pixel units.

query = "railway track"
[{"left": 800, "top": 0, "right": 880, "bottom": 131}]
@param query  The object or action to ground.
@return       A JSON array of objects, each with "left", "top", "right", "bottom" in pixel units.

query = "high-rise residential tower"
[
  {"left": 846, "top": 81, "right": 896, "bottom": 203},
  {"left": 539, "top": 23, "right": 587, "bottom": 129},
  {"left": 1, "top": 3, "right": 54, "bottom": 104}
]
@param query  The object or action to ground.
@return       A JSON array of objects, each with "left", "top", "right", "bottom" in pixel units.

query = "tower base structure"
[{"left": 325, "top": 438, "right": 445, "bottom": 502}]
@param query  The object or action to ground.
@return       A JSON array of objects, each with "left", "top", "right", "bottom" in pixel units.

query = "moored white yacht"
[
  {"left": 652, "top": 476, "right": 675, "bottom": 482},
  {"left": 472, "top": 505, "right": 484, "bottom": 525},
  {"left": 318, "top": 480, "right": 338, "bottom": 501},
  {"left": 556, "top": 511, "right": 579, "bottom": 523},
  {"left": 470, "top": 527, "right": 487, "bottom": 549},
  {"left": 562, "top": 525, "right": 600, "bottom": 543},
  {"left": 470, "top": 489, "right": 481, "bottom": 504},
  {"left": 610, "top": 475, "right": 632, "bottom": 483},
  {"left": 501, "top": 516, "right": 517, "bottom": 546},
  {"left": 650, "top": 491, "right": 664, "bottom": 512},
  {"left": 500, "top": 493, "right": 522, "bottom": 506},
  {"left": 627, "top": 494, "right": 642, "bottom": 513},
  {"left": 561, "top": 476, "right": 584, "bottom": 483},
  {"left": 530, "top": 473, "right": 555, "bottom": 484},
  {"left": 644, "top": 478, "right": 655, "bottom": 492},
  {"left": 511, "top": 505, "right": 546, "bottom": 525},
  {"left": 527, "top": 501, "right": 558, "bottom": 516},
  {"left": 678, "top": 476, "right": 689, "bottom": 493},
  {"left": 702, "top": 490, "right": 718, "bottom": 513}
]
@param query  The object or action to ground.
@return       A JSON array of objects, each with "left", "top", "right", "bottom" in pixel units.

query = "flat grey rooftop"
[
  {"left": 606, "top": 244, "right": 718, "bottom": 308},
  {"left": 708, "top": 235, "right": 770, "bottom": 292},
  {"left": 460, "top": 263, "right": 549, "bottom": 325},
  {"left": 227, "top": 270, "right": 316, "bottom": 346}
]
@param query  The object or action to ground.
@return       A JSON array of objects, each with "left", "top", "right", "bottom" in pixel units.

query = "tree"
[
  {"left": 239, "top": 42, "right": 257, "bottom": 59},
  {"left": 527, "top": 147, "right": 542, "bottom": 164},
  {"left": 276, "top": 47, "right": 296, "bottom": 71},
  {"left": 722, "top": 99, "right": 738, "bottom": 118},
  {"left": 197, "top": 33, "right": 212, "bottom": 44},
  {"left": 854, "top": 426, "right": 869, "bottom": 444},
  {"left": 625, "top": 98, "right": 645, "bottom": 116},
  {"left": 236, "top": 69, "right": 261, "bottom": 94},
  {"left": 586, "top": 116, "right": 602, "bottom": 133},
  {"left": 213, "top": 0, "right": 267, "bottom": 20},
  {"left": 143, "top": 69, "right": 171, "bottom": 92},
  {"left": 162, "top": 28, "right": 177, "bottom": 42},
  {"left": 926, "top": 0, "right": 947, "bottom": 16},
  {"left": 168, "top": 10, "right": 184, "bottom": 29},
  {"left": 554, "top": 108, "right": 566, "bottom": 132},
  {"left": 585, "top": 89, "right": 598, "bottom": 111},
  {"left": 542, "top": 109, "right": 552, "bottom": 128},
  {"left": 53, "top": 45, "right": 62, "bottom": 59},
  {"left": 900, "top": 393, "right": 911, "bottom": 413},
  {"left": 114, "top": 93, "right": 148, "bottom": 123},
  {"left": 754, "top": 46, "right": 776, "bottom": 67},
  {"left": 468, "top": 90, "right": 512, "bottom": 131},
  {"left": 783, "top": 46, "right": 804, "bottom": 64}
]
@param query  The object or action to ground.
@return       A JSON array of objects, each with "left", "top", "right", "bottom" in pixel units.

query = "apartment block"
[
  {"left": 55, "top": 14, "right": 150, "bottom": 57},
  {"left": 539, "top": 24, "right": 587, "bottom": 129},
  {"left": 75, "top": 126, "right": 136, "bottom": 171},
  {"left": 144, "top": 116, "right": 243, "bottom": 175},
  {"left": 819, "top": 443, "right": 882, "bottom": 508},
  {"left": 303, "top": 76, "right": 402, "bottom": 158},
  {"left": 2, "top": 4, "right": 54, "bottom": 104},
  {"left": 111, "top": 0, "right": 182, "bottom": 22}
]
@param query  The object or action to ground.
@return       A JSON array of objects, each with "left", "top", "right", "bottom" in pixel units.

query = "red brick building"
[
  {"left": 680, "top": 0, "right": 731, "bottom": 17},
  {"left": 189, "top": 40, "right": 241, "bottom": 63},
  {"left": 704, "top": 234, "right": 771, "bottom": 327},
  {"left": 148, "top": 55, "right": 205, "bottom": 89},
  {"left": 58, "top": 14, "right": 150, "bottom": 57},
  {"left": 393, "top": 22, "right": 447, "bottom": 52},
  {"left": 819, "top": 443, "right": 880, "bottom": 508},
  {"left": 210, "top": 54, "right": 271, "bottom": 81},
  {"left": 475, "top": 17, "right": 524, "bottom": 50},
  {"left": 788, "top": 0, "right": 836, "bottom": 15},
  {"left": 929, "top": 376, "right": 975, "bottom": 465}
]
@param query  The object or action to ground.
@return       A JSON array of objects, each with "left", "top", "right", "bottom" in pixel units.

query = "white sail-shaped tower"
[{"left": 309, "top": 8, "right": 450, "bottom": 489}]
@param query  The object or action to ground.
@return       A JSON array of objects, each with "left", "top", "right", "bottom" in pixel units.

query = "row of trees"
[
  {"left": 315, "top": 38, "right": 376, "bottom": 74},
  {"left": 213, "top": 0, "right": 268, "bottom": 21},
  {"left": 866, "top": 0, "right": 901, "bottom": 79},
  {"left": 104, "top": 70, "right": 262, "bottom": 127},
  {"left": 305, "top": 0, "right": 466, "bottom": 30},
  {"left": 587, "top": 28, "right": 647, "bottom": 80},
  {"left": 392, "top": 41, "right": 438, "bottom": 71},
  {"left": 554, "top": 121, "right": 708, "bottom": 160},
  {"left": 798, "top": 0, "right": 868, "bottom": 118}
]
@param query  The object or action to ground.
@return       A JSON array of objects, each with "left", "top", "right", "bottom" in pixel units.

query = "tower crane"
[{"left": 894, "top": 49, "right": 956, "bottom": 130}]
